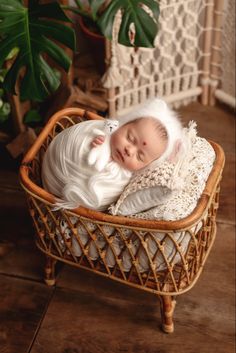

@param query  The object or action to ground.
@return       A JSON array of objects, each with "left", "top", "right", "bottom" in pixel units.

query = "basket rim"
[{"left": 19, "top": 107, "right": 225, "bottom": 231}]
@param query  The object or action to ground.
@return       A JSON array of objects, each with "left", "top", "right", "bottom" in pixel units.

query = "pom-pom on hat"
[{"left": 117, "top": 98, "right": 183, "bottom": 167}]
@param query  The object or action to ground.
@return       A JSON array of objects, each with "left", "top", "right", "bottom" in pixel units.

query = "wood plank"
[
  {"left": 0, "top": 275, "right": 53, "bottom": 353},
  {"left": 31, "top": 224, "right": 235, "bottom": 353}
]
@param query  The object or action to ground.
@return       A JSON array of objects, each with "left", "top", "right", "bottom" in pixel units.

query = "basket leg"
[
  {"left": 159, "top": 295, "right": 176, "bottom": 333},
  {"left": 44, "top": 256, "right": 57, "bottom": 286}
]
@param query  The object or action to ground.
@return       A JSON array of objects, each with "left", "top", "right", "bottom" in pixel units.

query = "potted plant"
[
  {"left": 0, "top": 0, "right": 160, "bottom": 155},
  {"left": 0, "top": 0, "right": 160, "bottom": 103},
  {"left": 0, "top": 0, "right": 77, "bottom": 103},
  {"left": 66, "top": 0, "right": 160, "bottom": 47},
  {"left": 65, "top": 0, "right": 160, "bottom": 74}
]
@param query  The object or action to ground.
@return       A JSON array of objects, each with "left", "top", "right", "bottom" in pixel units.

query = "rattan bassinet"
[{"left": 19, "top": 107, "right": 225, "bottom": 333}]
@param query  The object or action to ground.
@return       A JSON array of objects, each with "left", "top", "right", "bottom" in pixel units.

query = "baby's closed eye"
[
  {"left": 127, "top": 131, "right": 135, "bottom": 143},
  {"left": 137, "top": 151, "right": 145, "bottom": 162}
]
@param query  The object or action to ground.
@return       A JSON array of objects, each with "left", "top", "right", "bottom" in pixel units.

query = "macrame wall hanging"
[{"left": 101, "top": 0, "right": 235, "bottom": 117}]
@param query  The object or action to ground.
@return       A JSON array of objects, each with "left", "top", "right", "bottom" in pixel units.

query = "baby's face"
[{"left": 110, "top": 118, "right": 167, "bottom": 171}]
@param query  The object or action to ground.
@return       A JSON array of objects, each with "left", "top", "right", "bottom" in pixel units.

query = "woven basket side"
[
  {"left": 25, "top": 177, "right": 221, "bottom": 295},
  {"left": 20, "top": 107, "right": 225, "bottom": 295}
]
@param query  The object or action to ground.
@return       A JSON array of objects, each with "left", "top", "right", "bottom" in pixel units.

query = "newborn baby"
[{"left": 42, "top": 98, "right": 183, "bottom": 211}]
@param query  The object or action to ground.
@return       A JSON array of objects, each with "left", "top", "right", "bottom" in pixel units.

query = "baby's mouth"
[{"left": 116, "top": 149, "right": 124, "bottom": 162}]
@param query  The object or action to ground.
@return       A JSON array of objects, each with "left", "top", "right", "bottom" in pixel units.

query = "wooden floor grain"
[
  {"left": 0, "top": 102, "right": 235, "bottom": 353},
  {"left": 0, "top": 275, "right": 53, "bottom": 353}
]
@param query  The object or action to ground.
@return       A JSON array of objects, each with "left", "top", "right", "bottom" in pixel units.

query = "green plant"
[
  {"left": 0, "top": 0, "right": 75, "bottom": 102},
  {"left": 67, "top": 0, "right": 160, "bottom": 47},
  {"left": 0, "top": 87, "right": 11, "bottom": 123},
  {"left": 0, "top": 0, "right": 160, "bottom": 103},
  {"left": 0, "top": 68, "right": 11, "bottom": 124}
]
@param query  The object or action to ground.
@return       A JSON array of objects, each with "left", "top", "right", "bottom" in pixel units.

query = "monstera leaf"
[
  {"left": 0, "top": 0, "right": 76, "bottom": 102},
  {"left": 97, "top": 0, "right": 160, "bottom": 47}
]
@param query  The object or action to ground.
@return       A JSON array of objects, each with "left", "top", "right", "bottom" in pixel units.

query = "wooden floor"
[{"left": 0, "top": 102, "right": 235, "bottom": 353}]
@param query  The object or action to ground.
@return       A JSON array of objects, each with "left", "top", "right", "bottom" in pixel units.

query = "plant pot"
[{"left": 79, "top": 16, "right": 106, "bottom": 75}]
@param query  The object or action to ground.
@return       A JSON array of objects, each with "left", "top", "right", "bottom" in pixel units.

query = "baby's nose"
[{"left": 125, "top": 145, "right": 135, "bottom": 157}]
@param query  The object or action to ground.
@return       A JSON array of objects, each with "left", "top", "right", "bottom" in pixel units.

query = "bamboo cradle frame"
[{"left": 20, "top": 107, "right": 225, "bottom": 333}]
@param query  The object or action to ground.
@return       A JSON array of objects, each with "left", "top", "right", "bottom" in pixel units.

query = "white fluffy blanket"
[{"left": 42, "top": 120, "right": 131, "bottom": 211}]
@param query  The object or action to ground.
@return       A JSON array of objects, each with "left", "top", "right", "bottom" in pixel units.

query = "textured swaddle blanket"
[{"left": 42, "top": 119, "right": 131, "bottom": 211}]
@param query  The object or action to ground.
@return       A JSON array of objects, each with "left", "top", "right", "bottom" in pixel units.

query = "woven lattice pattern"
[
  {"left": 20, "top": 109, "right": 223, "bottom": 296},
  {"left": 27, "top": 192, "right": 219, "bottom": 294},
  {"left": 104, "top": 0, "right": 213, "bottom": 115},
  {"left": 215, "top": 0, "right": 235, "bottom": 105}
]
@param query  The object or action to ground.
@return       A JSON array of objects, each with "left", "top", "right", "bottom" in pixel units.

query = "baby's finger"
[
  {"left": 96, "top": 135, "right": 105, "bottom": 143},
  {"left": 94, "top": 136, "right": 105, "bottom": 144},
  {"left": 91, "top": 136, "right": 105, "bottom": 147}
]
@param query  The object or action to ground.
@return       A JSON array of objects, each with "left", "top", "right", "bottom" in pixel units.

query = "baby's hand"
[
  {"left": 91, "top": 135, "right": 105, "bottom": 148},
  {"left": 88, "top": 126, "right": 113, "bottom": 171}
]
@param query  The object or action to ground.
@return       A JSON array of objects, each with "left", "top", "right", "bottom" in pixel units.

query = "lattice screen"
[
  {"left": 102, "top": 0, "right": 235, "bottom": 117},
  {"left": 210, "top": 0, "right": 235, "bottom": 107}
]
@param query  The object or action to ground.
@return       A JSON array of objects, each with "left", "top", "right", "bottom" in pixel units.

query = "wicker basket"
[{"left": 19, "top": 107, "right": 225, "bottom": 333}]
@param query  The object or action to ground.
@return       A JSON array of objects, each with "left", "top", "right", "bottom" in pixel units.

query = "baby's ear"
[{"left": 168, "top": 139, "right": 182, "bottom": 163}]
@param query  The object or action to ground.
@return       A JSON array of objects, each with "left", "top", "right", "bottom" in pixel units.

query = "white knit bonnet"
[{"left": 116, "top": 98, "right": 183, "bottom": 168}]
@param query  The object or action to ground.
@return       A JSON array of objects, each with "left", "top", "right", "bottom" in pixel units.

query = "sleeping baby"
[{"left": 41, "top": 98, "right": 183, "bottom": 211}]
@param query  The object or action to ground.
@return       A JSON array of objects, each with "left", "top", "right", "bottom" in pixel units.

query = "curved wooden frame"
[{"left": 19, "top": 107, "right": 225, "bottom": 333}]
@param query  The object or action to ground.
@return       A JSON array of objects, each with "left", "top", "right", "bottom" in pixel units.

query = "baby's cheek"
[
  {"left": 110, "top": 134, "right": 116, "bottom": 148},
  {"left": 111, "top": 135, "right": 122, "bottom": 151},
  {"left": 124, "top": 160, "right": 138, "bottom": 171}
]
